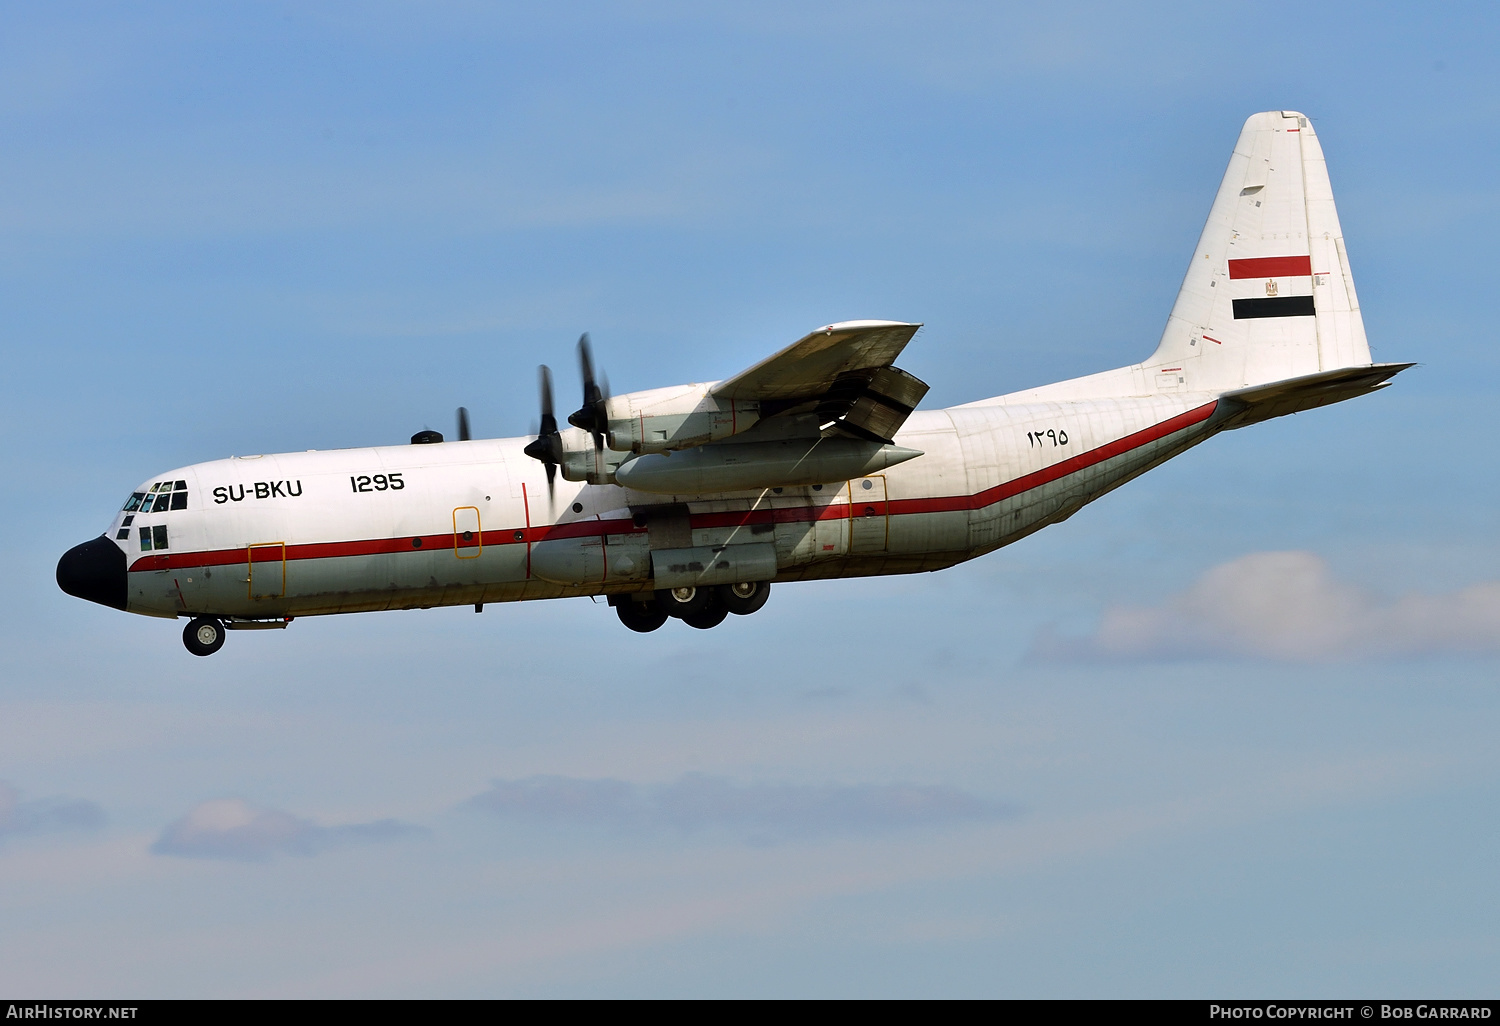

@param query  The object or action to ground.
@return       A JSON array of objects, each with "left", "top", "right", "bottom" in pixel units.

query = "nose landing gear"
[{"left": 182, "top": 617, "right": 226, "bottom": 656}]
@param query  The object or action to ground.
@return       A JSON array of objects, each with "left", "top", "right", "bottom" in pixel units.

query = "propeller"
[
  {"left": 567, "top": 332, "right": 610, "bottom": 452},
  {"left": 456, "top": 406, "right": 471, "bottom": 442},
  {"left": 522, "top": 365, "right": 562, "bottom": 498}
]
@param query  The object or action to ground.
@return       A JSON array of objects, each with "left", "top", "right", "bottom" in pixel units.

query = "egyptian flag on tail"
[{"left": 1230, "top": 255, "right": 1316, "bottom": 319}]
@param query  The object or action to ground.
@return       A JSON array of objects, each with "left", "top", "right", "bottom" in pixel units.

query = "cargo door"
[
  {"left": 247, "top": 542, "right": 286, "bottom": 599},
  {"left": 849, "top": 475, "right": 888, "bottom": 553},
  {"left": 453, "top": 506, "right": 482, "bottom": 558}
]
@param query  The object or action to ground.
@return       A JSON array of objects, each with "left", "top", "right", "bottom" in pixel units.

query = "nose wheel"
[{"left": 182, "top": 617, "right": 226, "bottom": 656}]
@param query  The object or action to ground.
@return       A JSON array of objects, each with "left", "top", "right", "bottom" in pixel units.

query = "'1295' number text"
[{"left": 350, "top": 473, "right": 405, "bottom": 492}]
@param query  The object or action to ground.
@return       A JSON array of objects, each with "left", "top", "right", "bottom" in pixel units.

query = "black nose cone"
[{"left": 57, "top": 535, "right": 128, "bottom": 611}]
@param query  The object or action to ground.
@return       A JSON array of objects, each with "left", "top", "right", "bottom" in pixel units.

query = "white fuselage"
[{"left": 109, "top": 391, "right": 1222, "bottom": 621}]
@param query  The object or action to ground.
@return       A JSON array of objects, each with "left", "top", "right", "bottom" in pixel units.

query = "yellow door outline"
[
  {"left": 247, "top": 542, "right": 286, "bottom": 599},
  {"left": 453, "top": 506, "right": 482, "bottom": 559}
]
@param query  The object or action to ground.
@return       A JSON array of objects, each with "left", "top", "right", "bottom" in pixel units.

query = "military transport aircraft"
[{"left": 58, "top": 111, "right": 1409, "bottom": 655}]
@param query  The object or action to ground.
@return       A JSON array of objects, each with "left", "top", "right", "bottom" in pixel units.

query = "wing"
[{"left": 711, "top": 320, "right": 922, "bottom": 401}]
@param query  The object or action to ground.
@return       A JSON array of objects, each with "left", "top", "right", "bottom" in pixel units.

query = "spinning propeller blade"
[
  {"left": 522, "top": 365, "right": 561, "bottom": 499},
  {"left": 567, "top": 332, "right": 609, "bottom": 452}
]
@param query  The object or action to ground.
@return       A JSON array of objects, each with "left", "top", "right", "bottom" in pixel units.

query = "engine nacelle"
[
  {"left": 605, "top": 383, "right": 760, "bottom": 455},
  {"left": 613, "top": 438, "right": 923, "bottom": 494},
  {"left": 557, "top": 427, "right": 630, "bottom": 486}
]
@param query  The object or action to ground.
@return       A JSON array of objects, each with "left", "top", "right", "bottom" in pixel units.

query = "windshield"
[{"left": 123, "top": 480, "right": 189, "bottom": 513}]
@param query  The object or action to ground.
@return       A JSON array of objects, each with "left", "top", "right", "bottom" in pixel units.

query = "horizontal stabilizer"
[{"left": 1216, "top": 363, "right": 1414, "bottom": 430}]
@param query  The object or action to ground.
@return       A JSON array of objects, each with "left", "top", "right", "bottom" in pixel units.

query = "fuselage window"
[
  {"left": 153, "top": 525, "right": 168, "bottom": 550},
  {"left": 139, "top": 527, "right": 152, "bottom": 551},
  {"left": 116, "top": 528, "right": 130, "bottom": 540}
]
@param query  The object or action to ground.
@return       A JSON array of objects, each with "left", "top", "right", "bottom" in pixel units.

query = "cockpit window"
[{"left": 131, "top": 480, "right": 189, "bottom": 514}]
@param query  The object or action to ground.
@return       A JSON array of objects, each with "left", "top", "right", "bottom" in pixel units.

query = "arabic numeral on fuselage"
[
  {"left": 1026, "top": 430, "right": 1070, "bottom": 448},
  {"left": 351, "top": 472, "right": 404, "bottom": 493}
]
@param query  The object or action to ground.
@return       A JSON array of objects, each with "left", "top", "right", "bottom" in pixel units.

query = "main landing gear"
[
  {"left": 182, "top": 616, "right": 225, "bottom": 656},
  {"left": 610, "top": 582, "right": 771, "bottom": 633}
]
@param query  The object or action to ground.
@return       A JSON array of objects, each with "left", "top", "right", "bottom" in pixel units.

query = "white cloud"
[
  {"left": 0, "top": 780, "right": 104, "bottom": 840},
  {"left": 1032, "top": 551, "right": 1500, "bottom": 663},
  {"left": 469, "top": 773, "right": 1008, "bottom": 841},
  {"left": 151, "top": 798, "right": 421, "bottom": 862}
]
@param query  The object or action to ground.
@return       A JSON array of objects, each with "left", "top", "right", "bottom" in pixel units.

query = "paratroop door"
[
  {"left": 772, "top": 482, "right": 849, "bottom": 566},
  {"left": 849, "top": 476, "right": 888, "bottom": 553}
]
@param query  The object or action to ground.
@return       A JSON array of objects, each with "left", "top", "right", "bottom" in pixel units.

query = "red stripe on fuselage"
[
  {"left": 127, "top": 401, "right": 1217, "bottom": 573},
  {"left": 1227, "top": 256, "right": 1312, "bottom": 279}
]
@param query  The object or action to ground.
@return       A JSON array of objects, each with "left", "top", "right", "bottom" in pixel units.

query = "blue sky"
[{"left": 3, "top": 1, "right": 1499, "bottom": 996}]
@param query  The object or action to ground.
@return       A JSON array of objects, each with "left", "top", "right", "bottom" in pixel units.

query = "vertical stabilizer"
[{"left": 1147, "top": 111, "right": 1372, "bottom": 392}]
